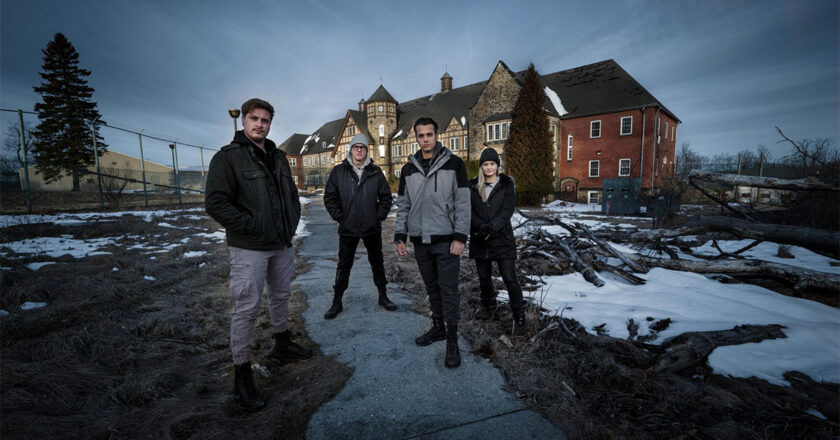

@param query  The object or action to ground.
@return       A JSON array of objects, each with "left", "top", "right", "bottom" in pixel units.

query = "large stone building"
[{"left": 292, "top": 59, "right": 679, "bottom": 202}]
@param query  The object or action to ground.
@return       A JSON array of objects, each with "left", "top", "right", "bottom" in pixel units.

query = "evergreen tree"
[
  {"left": 32, "top": 33, "right": 106, "bottom": 191},
  {"left": 505, "top": 63, "right": 553, "bottom": 206}
]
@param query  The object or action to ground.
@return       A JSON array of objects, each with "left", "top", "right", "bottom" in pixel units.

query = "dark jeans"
[
  {"left": 334, "top": 232, "right": 387, "bottom": 294},
  {"left": 414, "top": 241, "right": 460, "bottom": 325},
  {"left": 474, "top": 258, "right": 524, "bottom": 311}
]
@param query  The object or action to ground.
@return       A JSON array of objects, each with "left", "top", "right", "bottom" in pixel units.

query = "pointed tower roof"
[
  {"left": 367, "top": 85, "right": 396, "bottom": 103},
  {"left": 441, "top": 72, "right": 452, "bottom": 79}
]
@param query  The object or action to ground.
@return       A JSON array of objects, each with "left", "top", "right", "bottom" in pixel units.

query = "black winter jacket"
[
  {"left": 468, "top": 174, "right": 517, "bottom": 260},
  {"left": 205, "top": 131, "right": 300, "bottom": 250},
  {"left": 324, "top": 158, "right": 393, "bottom": 237}
]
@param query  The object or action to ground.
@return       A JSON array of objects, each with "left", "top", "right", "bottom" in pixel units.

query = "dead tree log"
[
  {"left": 625, "top": 253, "right": 839, "bottom": 292},
  {"left": 649, "top": 324, "right": 787, "bottom": 374},
  {"left": 628, "top": 216, "right": 840, "bottom": 258},
  {"left": 689, "top": 170, "right": 840, "bottom": 192},
  {"left": 576, "top": 222, "right": 649, "bottom": 273},
  {"left": 557, "top": 240, "right": 605, "bottom": 287}
]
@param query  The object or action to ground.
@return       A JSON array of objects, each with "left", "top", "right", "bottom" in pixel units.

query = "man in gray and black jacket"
[{"left": 395, "top": 117, "right": 470, "bottom": 368}]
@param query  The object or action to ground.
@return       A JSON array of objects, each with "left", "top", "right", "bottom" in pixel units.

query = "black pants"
[
  {"left": 474, "top": 258, "right": 524, "bottom": 311},
  {"left": 414, "top": 241, "right": 460, "bottom": 325},
  {"left": 334, "top": 232, "right": 387, "bottom": 294}
]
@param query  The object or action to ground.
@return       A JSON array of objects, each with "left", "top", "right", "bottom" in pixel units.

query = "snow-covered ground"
[
  {"left": 504, "top": 201, "right": 840, "bottom": 386},
  {"left": 2, "top": 200, "right": 838, "bottom": 387}
]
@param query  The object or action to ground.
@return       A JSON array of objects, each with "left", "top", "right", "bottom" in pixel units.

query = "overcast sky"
[{"left": 1, "top": 0, "right": 837, "bottom": 168}]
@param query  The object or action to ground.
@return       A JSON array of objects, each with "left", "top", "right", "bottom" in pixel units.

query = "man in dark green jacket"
[{"left": 205, "top": 98, "right": 311, "bottom": 412}]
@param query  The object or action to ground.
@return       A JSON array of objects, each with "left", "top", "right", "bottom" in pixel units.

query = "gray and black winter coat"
[
  {"left": 205, "top": 131, "right": 300, "bottom": 250},
  {"left": 395, "top": 143, "right": 470, "bottom": 245},
  {"left": 468, "top": 173, "right": 517, "bottom": 260},
  {"left": 323, "top": 149, "right": 393, "bottom": 237}
]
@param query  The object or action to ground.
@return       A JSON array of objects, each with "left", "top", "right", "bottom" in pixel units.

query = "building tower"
[{"left": 365, "top": 85, "right": 398, "bottom": 174}]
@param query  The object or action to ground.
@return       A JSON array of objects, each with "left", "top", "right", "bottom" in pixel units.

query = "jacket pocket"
[{"left": 243, "top": 169, "right": 266, "bottom": 179}]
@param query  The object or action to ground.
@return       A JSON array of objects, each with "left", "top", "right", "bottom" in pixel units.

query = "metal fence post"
[
  {"left": 199, "top": 146, "right": 206, "bottom": 192},
  {"left": 17, "top": 110, "right": 32, "bottom": 212},
  {"left": 91, "top": 120, "right": 104, "bottom": 209},
  {"left": 169, "top": 143, "right": 182, "bottom": 205},
  {"left": 137, "top": 133, "right": 149, "bottom": 207}
]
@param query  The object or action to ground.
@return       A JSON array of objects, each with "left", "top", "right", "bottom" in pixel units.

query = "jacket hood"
[{"left": 345, "top": 133, "right": 371, "bottom": 169}]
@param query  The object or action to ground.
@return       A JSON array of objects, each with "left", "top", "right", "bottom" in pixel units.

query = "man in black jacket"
[
  {"left": 323, "top": 133, "right": 395, "bottom": 319},
  {"left": 205, "top": 98, "right": 312, "bottom": 412}
]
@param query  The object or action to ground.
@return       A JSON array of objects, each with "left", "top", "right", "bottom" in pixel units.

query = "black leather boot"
[
  {"left": 270, "top": 330, "right": 313, "bottom": 361},
  {"left": 233, "top": 361, "right": 265, "bottom": 412},
  {"left": 377, "top": 286, "right": 397, "bottom": 311},
  {"left": 474, "top": 299, "right": 498, "bottom": 321},
  {"left": 324, "top": 290, "right": 343, "bottom": 319},
  {"left": 415, "top": 317, "right": 446, "bottom": 346},
  {"left": 512, "top": 307, "right": 526, "bottom": 336},
  {"left": 444, "top": 322, "right": 461, "bottom": 369}
]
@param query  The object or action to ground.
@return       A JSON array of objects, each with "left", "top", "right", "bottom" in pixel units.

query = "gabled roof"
[
  {"left": 278, "top": 133, "right": 308, "bottom": 156},
  {"left": 367, "top": 85, "right": 397, "bottom": 103},
  {"left": 391, "top": 81, "right": 485, "bottom": 140},
  {"left": 538, "top": 59, "right": 680, "bottom": 122},
  {"left": 300, "top": 118, "right": 343, "bottom": 155}
]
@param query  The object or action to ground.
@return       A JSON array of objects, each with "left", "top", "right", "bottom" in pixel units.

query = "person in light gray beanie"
[{"left": 323, "top": 133, "right": 395, "bottom": 319}]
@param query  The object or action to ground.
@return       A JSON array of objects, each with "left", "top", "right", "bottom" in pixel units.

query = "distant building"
[
  {"left": 19, "top": 150, "right": 176, "bottom": 192},
  {"left": 297, "top": 59, "right": 680, "bottom": 202},
  {"left": 277, "top": 133, "right": 307, "bottom": 190}
]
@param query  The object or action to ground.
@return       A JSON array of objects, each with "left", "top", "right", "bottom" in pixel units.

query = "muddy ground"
[
  {"left": 1, "top": 201, "right": 838, "bottom": 439},
  {"left": 0, "top": 202, "right": 351, "bottom": 440}
]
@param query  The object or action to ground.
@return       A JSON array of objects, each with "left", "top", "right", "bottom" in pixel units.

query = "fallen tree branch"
[
  {"left": 649, "top": 324, "right": 787, "bottom": 374},
  {"left": 689, "top": 170, "right": 840, "bottom": 192}
]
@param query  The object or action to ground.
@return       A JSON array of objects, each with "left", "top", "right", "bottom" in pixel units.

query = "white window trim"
[
  {"left": 394, "top": 169, "right": 401, "bottom": 177},
  {"left": 590, "top": 120, "right": 601, "bottom": 139},
  {"left": 620, "top": 116, "right": 632, "bottom": 136},
  {"left": 292, "top": 175, "right": 298, "bottom": 184},
  {"left": 588, "top": 191, "right": 600, "bottom": 204},
  {"left": 378, "top": 144, "right": 385, "bottom": 158},
  {"left": 378, "top": 105, "right": 383, "bottom": 112},
  {"left": 619, "top": 158, "right": 631, "bottom": 177},
  {"left": 486, "top": 122, "right": 511, "bottom": 142},
  {"left": 449, "top": 137, "right": 459, "bottom": 151},
  {"left": 567, "top": 135, "right": 573, "bottom": 161},
  {"left": 289, "top": 158, "right": 297, "bottom": 167},
  {"left": 589, "top": 160, "right": 599, "bottom": 177}
]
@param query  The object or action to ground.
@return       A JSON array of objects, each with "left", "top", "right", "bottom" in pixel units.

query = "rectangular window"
[
  {"left": 567, "top": 135, "right": 573, "bottom": 161},
  {"left": 619, "top": 158, "right": 631, "bottom": 176},
  {"left": 494, "top": 124, "right": 500, "bottom": 140},
  {"left": 589, "top": 160, "right": 599, "bottom": 177},
  {"left": 289, "top": 158, "right": 297, "bottom": 167},
  {"left": 487, "top": 125, "right": 493, "bottom": 141},
  {"left": 672, "top": 126, "right": 675, "bottom": 140},
  {"left": 378, "top": 105, "right": 383, "bottom": 112},
  {"left": 389, "top": 105, "right": 395, "bottom": 113},
  {"left": 620, "top": 116, "right": 632, "bottom": 135},
  {"left": 293, "top": 175, "right": 298, "bottom": 184},
  {"left": 501, "top": 123, "right": 508, "bottom": 139},
  {"left": 449, "top": 137, "right": 459, "bottom": 151},
  {"left": 395, "top": 169, "right": 401, "bottom": 177},
  {"left": 463, "top": 136, "right": 468, "bottom": 150},
  {"left": 379, "top": 144, "right": 385, "bottom": 158},
  {"left": 411, "top": 142, "right": 418, "bottom": 153},
  {"left": 665, "top": 121, "right": 669, "bottom": 140},
  {"left": 551, "top": 125, "right": 557, "bottom": 144},
  {"left": 348, "top": 125, "right": 355, "bottom": 136},
  {"left": 588, "top": 191, "right": 600, "bottom": 204},
  {"left": 590, "top": 120, "right": 601, "bottom": 138},
  {"left": 368, "top": 107, "right": 374, "bottom": 114},
  {"left": 486, "top": 122, "right": 511, "bottom": 141}
]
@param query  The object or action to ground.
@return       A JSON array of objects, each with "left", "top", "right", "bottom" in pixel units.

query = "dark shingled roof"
[
  {"left": 367, "top": 85, "right": 397, "bottom": 103},
  {"left": 538, "top": 59, "right": 680, "bottom": 122},
  {"left": 391, "top": 80, "right": 485, "bottom": 140},
  {"left": 301, "top": 118, "right": 343, "bottom": 155},
  {"left": 277, "top": 133, "right": 308, "bottom": 155}
]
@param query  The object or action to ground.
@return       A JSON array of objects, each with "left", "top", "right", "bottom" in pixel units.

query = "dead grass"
[{"left": 0, "top": 205, "right": 351, "bottom": 439}]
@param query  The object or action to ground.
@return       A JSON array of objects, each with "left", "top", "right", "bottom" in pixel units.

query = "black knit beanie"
[{"left": 478, "top": 148, "right": 500, "bottom": 167}]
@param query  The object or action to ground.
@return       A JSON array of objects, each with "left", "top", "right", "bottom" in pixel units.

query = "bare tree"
[{"left": 2, "top": 122, "right": 37, "bottom": 173}]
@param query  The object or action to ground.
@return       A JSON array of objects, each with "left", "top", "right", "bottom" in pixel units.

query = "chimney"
[
  {"left": 358, "top": 98, "right": 366, "bottom": 111},
  {"left": 440, "top": 72, "right": 452, "bottom": 94}
]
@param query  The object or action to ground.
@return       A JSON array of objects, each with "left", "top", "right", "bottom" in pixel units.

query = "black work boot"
[
  {"left": 377, "top": 286, "right": 397, "bottom": 311},
  {"left": 444, "top": 323, "right": 461, "bottom": 369},
  {"left": 474, "top": 299, "right": 498, "bottom": 321},
  {"left": 233, "top": 361, "right": 265, "bottom": 412},
  {"left": 415, "top": 317, "right": 446, "bottom": 346},
  {"left": 270, "top": 330, "right": 313, "bottom": 362},
  {"left": 511, "top": 307, "right": 527, "bottom": 336},
  {"left": 324, "top": 290, "right": 343, "bottom": 320}
]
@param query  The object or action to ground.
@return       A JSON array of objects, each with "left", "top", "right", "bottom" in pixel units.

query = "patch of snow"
[
  {"left": 144, "top": 275, "right": 156, "bottom": 281},
  {"left": 690, "top": 239, "right": 839, "bottom": 274},
  {"left": 195, "top": 230, "right": 225, "bottom": 241},
  {"left": 544, "top": 86, "right": 568, "bottom": 116},
  {"left": 0, "top": 309, "right": 8, "bottom": 316},
  {"left": 2, "top": 237, "right": 116, "bottom": 259},
  {"left": 460, "top": 116, "right": 466, "bottom": 127},
  {"left": 112, "top": 267, "right": 119, "bottom": 271},
  {"left": 184, "top": 251, "right": 207, "bottom": 258},
  {"left": 20, "top": 301, "right": 47, "bottom": 310},
  {"left": 392, "top": 129, "right": 403, "bottom": 139},
  {"left": 805, "top": 408, "right": 827, "bottom": 420},
  {"left": 26, "top": 262, "right": 56, "bottom": 271},
  {"left": 534, "top": 267, "right": 840, "bottom": 386},
  {"left": 199, "top": 262, "right": 206, "bottom": 268}
]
